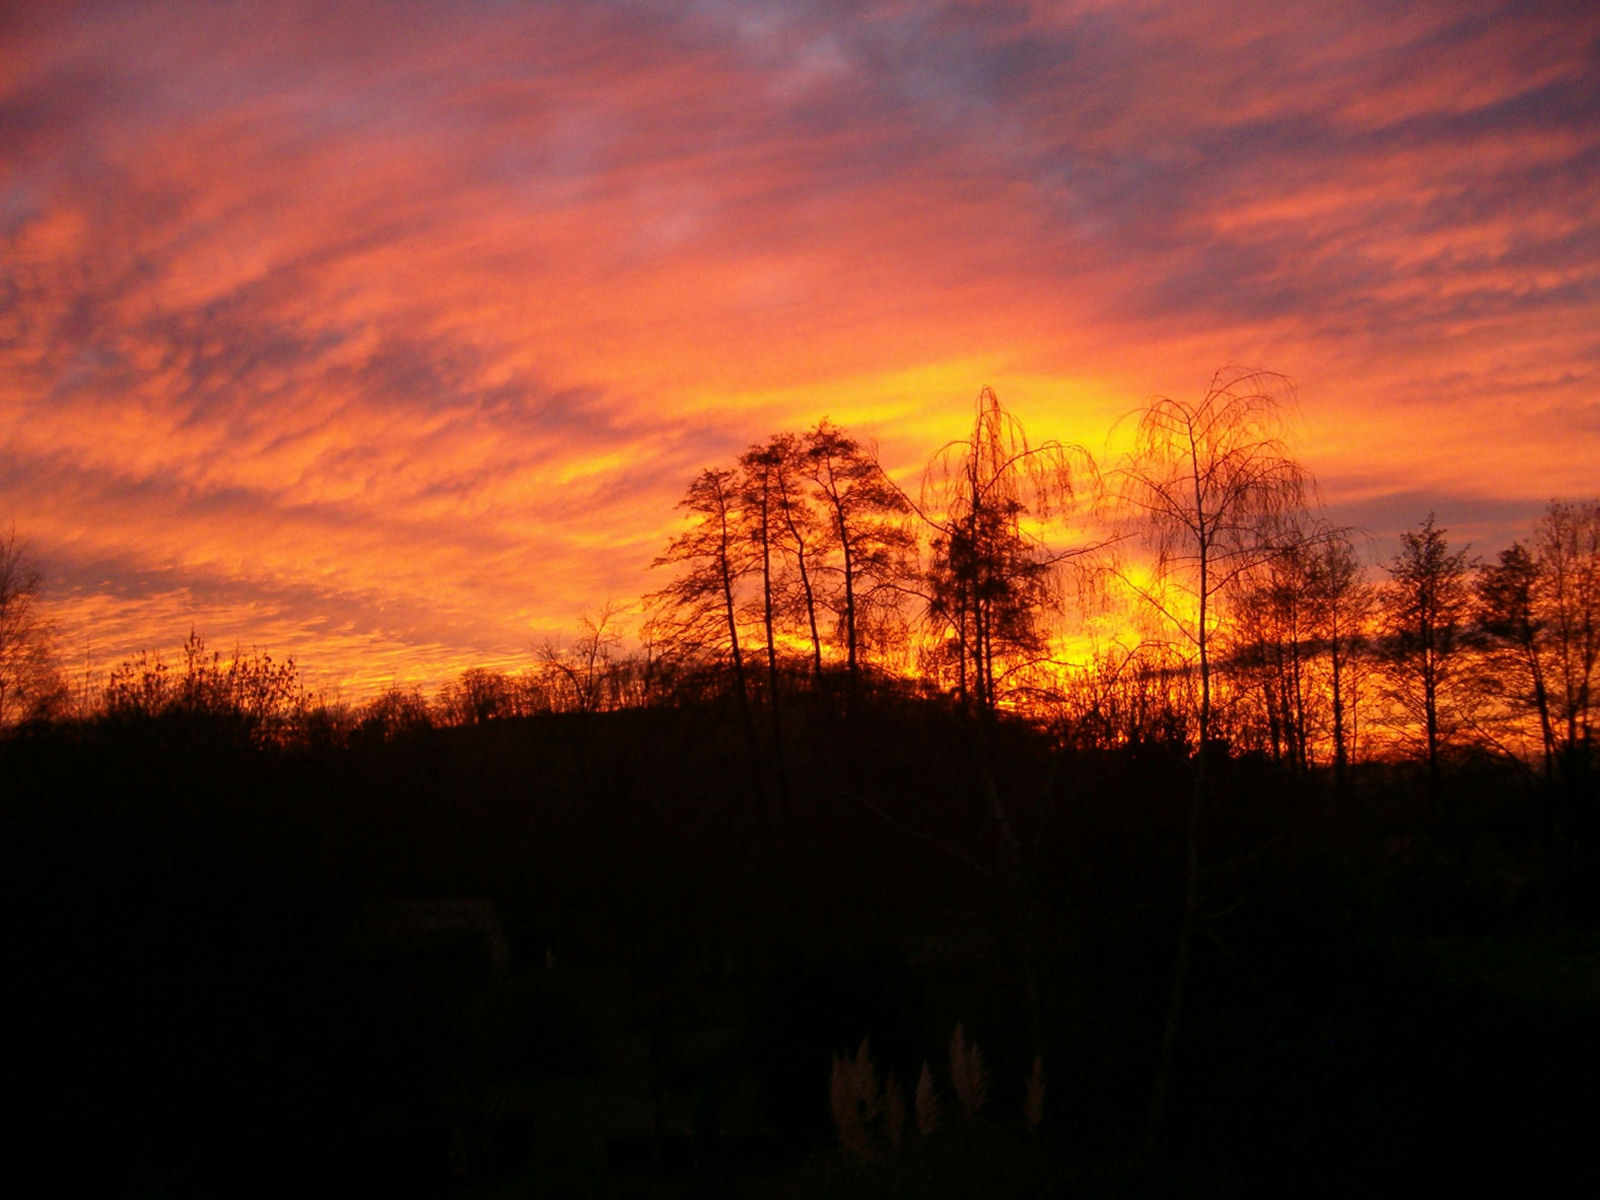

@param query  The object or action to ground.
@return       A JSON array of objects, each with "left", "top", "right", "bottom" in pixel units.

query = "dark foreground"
[{"left": 5, "top": 696, "right": 1597, "bottom": 1196}]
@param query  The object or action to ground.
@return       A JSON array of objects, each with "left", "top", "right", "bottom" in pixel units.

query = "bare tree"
[
  {"left": 1117, "top": 370, "right": 1307, "bottom": 761},
  {"left": 907, "top": 387, "right": 1096, "bottom": 1050},
  {"left": 649, "top": 467, "right": 755, "bottom": 728},
  {"left": 1228, "top": 537, "right": 1319, "bottom": 771},
  {"left": 537, "top": 603, "right": 628, "bottom": 714},
  {"left": 1114, "top": 367, "right": 1307, "bottom": 1147},
  {"left": 803, "top": 420, "right": 914, "bottom": 715},
  {"left": 761, "top": 432, "right": 831, "bottom": 692},
  {"left": 738, "top": 439, "right": 797, "bottom": 809},
  {"left": 1223, "top": 519, "right": 1368, "bottom": 778},
  {"left": 1050, "top": 642, "right": 1195, "bottom": 751},
  {"left": 1477, "top": 541, "right": 1557, "bottom": 777},
  {"left": 1307, "top": 528, "right": 1372, "bottom": 789},
  {"left": 649, "top": 467, "right": 790, "bottom": 870},
  {"left": 0, "top": 530, "right": 64, "bottom": 725},
  {"left": 1535, "top": 499, "right": 1600, "bottom": 773}
]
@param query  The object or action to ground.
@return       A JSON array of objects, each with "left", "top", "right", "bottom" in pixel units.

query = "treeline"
[{"left": 4, "top": 372, "right": 1596, "bottom": 793}]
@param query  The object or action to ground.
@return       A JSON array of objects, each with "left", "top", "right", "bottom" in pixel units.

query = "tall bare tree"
[
  {"left": 908, "top": 388, "right": 1095, "bottom": 1050},
  {"left": 1115, "top": 367, "right": 1307, "bottom": 1147},
  {"left": 649, "top": 468, "right": 756, "bottom": 736},
  {"left": 761, "top": 432, "right": 830, "bottom": 692},
  {"left": 738, "top": 440, "right": 798, "bottom": 811},
  {"left": 1117, "top": 370, "right": 1307, "bottom": 761},
  {"left": 648, "top": 466, "right": 803, "bottom": 883},
  {"left": 1305, "top": 529, "right": 1370, "bottom": 786},
  {"left": 1536, "top": 499, "right": 1600, "bottom": 773},
  {"left": 803, "top": 420, "right": 914, "bottom": 714}
]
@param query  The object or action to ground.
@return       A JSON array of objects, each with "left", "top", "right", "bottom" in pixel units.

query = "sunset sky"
[{"left": 4, "top": 0, "right": 1597, "bottom": 698}]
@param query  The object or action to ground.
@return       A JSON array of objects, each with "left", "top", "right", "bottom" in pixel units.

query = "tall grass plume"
[
  {"left": 1023, "top": 1054, "right": 1046, "bottom": 1132},
  {"left": 915, "top": 1062, "right": 940, "bottom": 1137},
  {"left": 830, "top": 1037, "right": 882, "bottom": 1160},
  {"left": 949, "top": 1023, "right": 988, "bottom": 1119}
]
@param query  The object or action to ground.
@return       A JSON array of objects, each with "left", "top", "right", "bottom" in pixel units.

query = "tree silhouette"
[
  {"left": 441, "top": 667, "right": 522, "bottom": 725},
  {"left": 650, "top": 467, "right": 755, "bottom": 726},
  {"left": 1535, "top": 500, "right": 1599, "bottom": 775},
  {"left": 738, "top": 439, "right": 797, "bottom": 810},
  {"left": 1229, "top": 534, "right": 1319, "bottom": 771},
  {"left": 1307, "top": 527, "right": 1372, "bottom": 789},
  {"left": 536, "top": 602, "right": 629, "bottom": 714},
  {"left": 649, "top": 467, "right": 790, "bottom": 869},
  {"left": 919, "top": 387, "right": 1087, "bottom": 716},
  {"left": 911, "top": 387, "right": 1094, "bottom": 1050},
  {"left": 1381, "top": 514, "right": 1475, "bottom": 797},
  {"left": 1051, "top": 642, "right": 1196, "bottom": 750},
  {"left": 759, "top": 432, "right": 830, "bottom": 692},
  {"left": 1115, "top": 367, "right": 1306, "bottom": 1146},
  {"left": 1477, "top": 541, "right": 1556, "bottom": 778},
  {"left": 354, "top": 685, "right": 434, "bottom": 741},
  {"left": 1224, "top": 519, "right": 1369, "bottom": 776},
  {"left": 0, "top": 530, "right": 64, "bottom": 725},
  {"left": 802, "top": 420, "right": 914, "bottom": 716},
  {"left": 1117, "top": 370, "right": 1306, "bottom": 760}
]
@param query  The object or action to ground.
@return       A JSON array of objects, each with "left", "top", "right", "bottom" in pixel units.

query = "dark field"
[{"left": 5, "top": 694, "right": 1597, "bottom": 1196}]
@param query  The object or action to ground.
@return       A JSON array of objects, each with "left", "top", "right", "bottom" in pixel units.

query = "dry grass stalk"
[
  {"left": 830, "top": 1037, "right": 882, "bottom": 1160},
  {"left": 915, "top": 1062, "right": 940, "bottom": 1137},
  {"left": 949, "top": 1023, "right": 988, "bottom": 1119},
  {"left": 1023, "top": 1054, "right": 1046, "bottom": 1132}
]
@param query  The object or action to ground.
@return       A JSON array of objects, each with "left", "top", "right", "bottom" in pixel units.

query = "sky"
[{"left": 3, "top": 0, "right": 1598, "bottom": 699}]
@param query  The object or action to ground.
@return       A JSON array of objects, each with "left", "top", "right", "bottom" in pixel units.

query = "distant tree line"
[{"left": 2, "top": 375, "right": 1596, "bottom": 792}]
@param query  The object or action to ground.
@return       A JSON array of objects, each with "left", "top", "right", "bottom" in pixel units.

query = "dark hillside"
[{"left": 4, "top": 694, "right": 1596, "bottom": 1195}]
